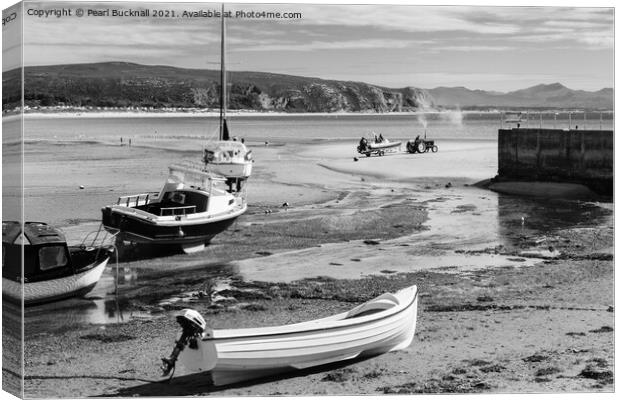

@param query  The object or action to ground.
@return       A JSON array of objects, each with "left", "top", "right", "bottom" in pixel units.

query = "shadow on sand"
[
  {"left": 114, "top": 241, "right": 186, "bottom": 263},
  {"left": 113, "top": 356, "right": 378, "bottom": 397}
]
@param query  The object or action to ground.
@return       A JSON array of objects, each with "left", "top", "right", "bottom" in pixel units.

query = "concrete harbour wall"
[{"left": 497, "top": 128, "right": 613, "bottom": 195}]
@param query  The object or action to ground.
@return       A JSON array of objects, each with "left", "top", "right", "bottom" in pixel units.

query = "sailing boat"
[
  {"left": 101, "top": 5, "right": 250, "bottom": 254},
  {"left": 202, "top": 4, "right": 253, "bottom": 192}
]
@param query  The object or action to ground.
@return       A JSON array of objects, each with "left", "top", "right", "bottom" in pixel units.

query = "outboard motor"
[{"left": 161, "top": 309, "right": 207, "bottom": 378}]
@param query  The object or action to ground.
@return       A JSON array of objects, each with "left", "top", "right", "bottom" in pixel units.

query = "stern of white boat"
[{"left": 161, "top": 309, "right": 217, "bottom": 379}]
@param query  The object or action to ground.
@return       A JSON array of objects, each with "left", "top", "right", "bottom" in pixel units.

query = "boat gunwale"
[
  {"left": 115, "top": 186, "right": 231, "bottom": 204},
  {"left": 204, "top": 287, "right": 418, "bottom": 342},
  {"left": 2, "top": 255, "right": 109, "bottom": 304},
  {"left": 368, "top": 141, "right": 402, "bottom": 150},
  {"left": 104, "top": 202, "right": 247, "bottom": 226}
]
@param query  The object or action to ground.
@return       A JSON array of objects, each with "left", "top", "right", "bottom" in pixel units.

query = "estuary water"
[{"left": 13, "top": 111, "right": 615, "bottom": 146}]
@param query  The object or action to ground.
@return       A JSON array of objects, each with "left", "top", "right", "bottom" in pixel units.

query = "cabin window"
[{"left": 39, "top": 246, "right": 68, "bottom": 271}]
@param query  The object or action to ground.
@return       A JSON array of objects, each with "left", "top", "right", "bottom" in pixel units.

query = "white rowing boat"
[{"left": 162, "top": 285, "right": 418, "bottom": 386}]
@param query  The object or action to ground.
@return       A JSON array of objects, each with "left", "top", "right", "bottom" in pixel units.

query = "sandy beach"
[
  {"left": 3, "top": 109, "right": 499, "bottom": 121},
  {"left": 3, "top": 131, "right": 614, "bottom": 397}
]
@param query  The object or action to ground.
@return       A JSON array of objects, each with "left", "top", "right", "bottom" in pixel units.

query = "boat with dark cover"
[{"left": 2, "top": 221, "right": 112, "bottom": 305}]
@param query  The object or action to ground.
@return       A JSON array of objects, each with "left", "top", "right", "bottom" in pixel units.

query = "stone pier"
[{"left": 497, "top": 128, "right": 613, "bottom": 195}]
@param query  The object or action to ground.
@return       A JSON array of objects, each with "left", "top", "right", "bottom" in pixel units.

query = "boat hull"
[
  {"left": 357, "top": 141, "right": 402, "bottom": 156},
  {"left": 178, "top": 286, "right": 418, "bottom": 386},
  {"left": 206, "top": 162, "right": 252, "bottom": 179},
  {"left": 101, "top": 207, "right": 243, "bottom": 246},
  {"left": 2, "top": 257, "right": 109, "bottom": 306},
  {"left": 368, "top": 141, "right": 402, "bottom": 150}
]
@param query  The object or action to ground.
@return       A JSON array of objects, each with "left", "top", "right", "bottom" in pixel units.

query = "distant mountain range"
[
  {"left": 428, "top": 83, "right": 613, "bottom": 110},
  {"left": 2, "top": 62, "right": 613, "bottom": 112}
]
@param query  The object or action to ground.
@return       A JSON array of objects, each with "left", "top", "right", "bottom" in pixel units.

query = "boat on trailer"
[
  {"left": 2, "top": 221, "right": 113, "bottom": 305},
  {"left": 357, "top": 134, "right": 402, "bottom": 157},
  {"left": 101, "top": 163, "right": 247, "bottom": 254},
  {"left": 161, "top": 285, "right": 418, "bottom": 386}
]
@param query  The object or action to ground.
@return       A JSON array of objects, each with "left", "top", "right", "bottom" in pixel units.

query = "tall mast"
[{"left": 219, "top": 3, "right": 227, "bottom": 140}]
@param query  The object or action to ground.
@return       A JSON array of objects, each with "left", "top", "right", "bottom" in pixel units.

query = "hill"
[
  {"left": 2, "top": 63, "right": 612, "bottom": 112},
  {"left": 2, "top": 62, "right": 434, "bottom": 113},
  {"left": 428, "top": 83, "right": 612, "bottom": 109}
]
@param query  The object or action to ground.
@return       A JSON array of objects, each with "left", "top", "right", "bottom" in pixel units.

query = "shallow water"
[
  {"left": 23, "top": 270, "right": 150, "bottom": 333},
  {"left": 22, "top": 262, "right": 241, "bottom": 331},
  {"left": 235, "top": 186, "right": 613, "bottom": 283},
  {"left": 21, "top": 190, "right": 613, "bottom": 330}
]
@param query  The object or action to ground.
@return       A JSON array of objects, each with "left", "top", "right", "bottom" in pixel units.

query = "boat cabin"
[
  {"left": 157, "top": 188, "right": 235, "bottom": 215},
  {"left": 129, "top": 189, "right": 211, "bottom": 217},
  {"left": 203, "top": 140, "right": 252, "bottom": 165},
  {"left": 112, "top": 166, "right": 236, "bottom": 219},
  {"left": 2, "top": 222, "right": 101, "bottom": 284}
]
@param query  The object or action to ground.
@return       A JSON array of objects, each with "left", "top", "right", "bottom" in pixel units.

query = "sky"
[{"left": 1, "top": 0, "right": 615, "bottom": 92}]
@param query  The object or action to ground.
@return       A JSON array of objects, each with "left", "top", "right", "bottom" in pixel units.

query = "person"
[
  {"left": 378, "top": 133, "right": 384, "bottom": 143},
  {"left": 411, "top": 135, "right": 421, "bottom": 153},
  {"left": 359, "top": 137, "right": 368, "bottom": 151}
]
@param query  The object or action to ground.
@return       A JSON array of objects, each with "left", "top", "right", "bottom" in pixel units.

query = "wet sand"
[{"left": 8, "top": 136, "right": 614, "bottom": 397}]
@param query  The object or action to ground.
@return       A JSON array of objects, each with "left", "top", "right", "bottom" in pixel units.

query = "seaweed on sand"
[
  {"left": 378, "top": 377, "right": 491, "bottom": 394},
  {"left": 79, "top": 333, "right": 135, "bottom": 343},
  {"left": 579, "top": 364, "right": 614, "bottom": 384},
  {"left": 589, "top": 326, "right": 613, "bottom": 333},
  {"left": 322, "top": 367, "right": 358, "bottom": 382},
  {"left": 535, "top": 367, "right": 562, "bottom": 376}
]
